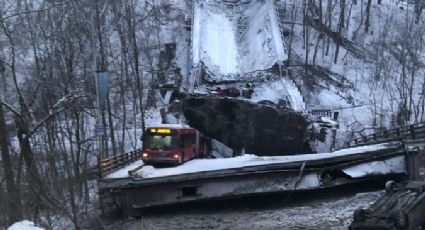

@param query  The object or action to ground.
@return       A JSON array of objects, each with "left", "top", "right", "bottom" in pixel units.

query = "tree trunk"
[
  {"left": 415, "top": 0, "right": 423, "bottom": 24},
  {"left": 334, "top": 0, "right": 346, "bottom": 64},
  {"left": 0, "top": 105, "right": 23, "bottom": 225},
  {"left": 16, "top": 118, "right": 47, "bottom": 217},
  {"left": 364, "top": 0, "right": 372, "bottom": 32},
  {"left": 126, "top": 3, "right": 146, "bottom": 132},
  {"left": 107, "top": 96, "right": 117, "bottom": 156},
  {"left": 325, "top": 0, "right": 332, "bottom": 56},
  {"left": 287, "top": 3, "right": 297, "bottom": 66}
]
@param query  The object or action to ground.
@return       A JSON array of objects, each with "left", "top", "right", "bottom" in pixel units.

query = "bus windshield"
[{"left": 143, "top": 134, "right": 178, "bottom": 150}]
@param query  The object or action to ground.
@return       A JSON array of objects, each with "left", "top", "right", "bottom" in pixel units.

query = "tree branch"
[
  {"left": 27, "top": 93, "right": 88, "bottom": 138},
  {"left": 1, "top": 0, "right": 72, "bottom": 21},
  {"left": 0, "top": 100, "right": 21, "bottom": 117}
]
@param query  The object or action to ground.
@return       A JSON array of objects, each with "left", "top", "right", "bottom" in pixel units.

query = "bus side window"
[
  {"left": 180, "top": 135, "right": 186, "bottom": 148},
  {"left": 189, "top": 134, "right": 196, "bottom": 146},
  {"left": 180, "top": 134, "right": 194, "bottom": 148},
  {"left": 184, "top": 134, "right": 196, "bottom": 148},
  {"left": 184, "top": 134, "right": 190, "bottom": 148}
]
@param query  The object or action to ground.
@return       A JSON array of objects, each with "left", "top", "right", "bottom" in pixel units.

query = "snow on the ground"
[
  {"left": 105, "top": 160, "right": 144, "bottom": 179},
  {"left": 192, "top": 0, "right": 238, "bottom": 75},
  {"left": 314, "top": 88, "right": 352, "bottom": 110},
  {"left": 343, "top": 155, "right": 406, "bottom": 178},
  {"left": 251, "top": 80, "right": 290, "bottom": 104},
  {"left": 334, "top": 104, "right": 390, "bottom": 149},
  {"left": 135, "top": 142, "right": 399, "bottom": 179},
  {"left": 238, "top": 0, "right": 288, "bottom": 73},
  {"left": 106, "top": 142, "right": 399, "bottom": 179},
  {"left": 210, "top": 139, "right": 234, "bottom": 158},
  {"left": 145, "top": 108, "right": 163, "bottom": 128},
  {"left": 192, "top": 0, "right": 288, "bottom": 79},
  {"left": 8, "top": 220, "right": 44, "bottom": 230},
  {"left": 110, "top": 108, "right": 161, "bottom": 154},
  {"left": 250, "top": 78, "right": 305, "bottom": 112},
  {"left": 282, "top": 78, "right": 305, "bottom": 112},
  {"left": 286, "top": 0, "right": 425, "bottom": 134},
  {"left": 267, "top": 0, "right": 287, "bottom": 62}
]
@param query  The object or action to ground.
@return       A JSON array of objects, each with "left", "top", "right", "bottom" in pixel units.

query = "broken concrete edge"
[{"left": 128, "top": 175, "right": 404, "bottom": 210}]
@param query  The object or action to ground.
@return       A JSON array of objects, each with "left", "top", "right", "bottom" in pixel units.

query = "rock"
[{"left": 181, "top": 95, "right": 311, "bottom": 156}]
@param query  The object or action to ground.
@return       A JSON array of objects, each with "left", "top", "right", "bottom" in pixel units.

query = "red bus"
[{"left": 141, "top": 124, "right": 209, "bottom": 165}]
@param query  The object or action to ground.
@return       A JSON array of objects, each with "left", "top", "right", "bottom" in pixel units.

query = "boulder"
[{"left": 181, "top": 95, "right": 311, "bottom": 156}]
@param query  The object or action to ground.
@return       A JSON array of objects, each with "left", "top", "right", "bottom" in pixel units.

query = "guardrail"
[
  {"left": 346, "top": 122, "right": 425, "bottom": 148},
  {"left": 309, "top": 109, "right": 333, "bottom": 117},
  {"left": 99, "top": 150, "right": 141, "bottom": 177},
  {"left": 308, "top": 109, "right": 340, "bottom": 121}
]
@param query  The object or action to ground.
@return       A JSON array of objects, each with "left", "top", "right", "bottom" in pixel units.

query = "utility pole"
[
  {"left": 95, "top": 70, "right": 108, "bottom": 160},
  {"left": 92, "top": 0, "right": 109, "bottom": 162}
]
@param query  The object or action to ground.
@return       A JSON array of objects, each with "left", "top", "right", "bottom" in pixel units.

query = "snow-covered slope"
[
  {"left": 251, "top": 78, "right": 305, "bottom": 112},
  {"left": 237, "top": 0, "right": 288, "bottom": 74},
  {"left": 276, "top": 0, "right": 425, "bottom": 144},
  {"left": 192, "top": 1, "right": 238, "bottom": 75},
  {"left": 192, "top": 0, "right": 288, "bottom": 80}
]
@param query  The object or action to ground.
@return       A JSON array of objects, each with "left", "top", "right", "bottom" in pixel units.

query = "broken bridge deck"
[{"left": 98, "top": 140, "right": 425, "bottom": 217}]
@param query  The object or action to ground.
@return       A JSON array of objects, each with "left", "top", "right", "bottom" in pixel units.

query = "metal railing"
[
  {"left": 308, "top": 109, "right": 333, "bottom": 117},
  {"left": 99, "top": 149, "right": 141, "bottom": 177},
  {"left": 346, "top": 122, "right": 425, "bottom": 148}
]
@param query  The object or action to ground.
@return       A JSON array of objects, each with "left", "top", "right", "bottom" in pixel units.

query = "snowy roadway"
[
  {"left": 105, "top": 142, "right": 403, "bottom": 180},
  {"left": 192, "top": 0, "right": 287, "bottom": 78}
]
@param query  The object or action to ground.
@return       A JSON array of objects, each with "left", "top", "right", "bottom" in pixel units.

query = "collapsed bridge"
[
  {"left": 96, "top": 100, "right": 425, "bottom": 217},
  {"left": 96, "top": 0, "right": 425, "bottom": 219},
  {"left": 98, "top": 137, "right": 425, "bottom": 217}
]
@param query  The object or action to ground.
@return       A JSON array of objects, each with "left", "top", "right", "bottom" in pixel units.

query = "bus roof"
[{"left": 147, "top": 124, "right": 191, "bottom": 129}]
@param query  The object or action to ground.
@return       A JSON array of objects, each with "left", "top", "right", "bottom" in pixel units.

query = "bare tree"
[
  {"left": 0, "top": 103, "right": 23, "bottom": 225},
  {"left": 334, "top": 0, "right": 346, "bottom": 64},
  {"left": 364, "top": 0, "right": 372, "bottom": 32}
]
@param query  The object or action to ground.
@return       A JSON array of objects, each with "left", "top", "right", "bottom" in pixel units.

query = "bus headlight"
[
  {"left": 142, "top": 153, "right": 148, "bottom": 158},
  {"left": 173, "top": 154, "right": 179, "bottom": 159}
]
